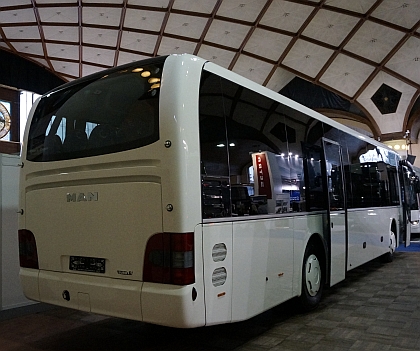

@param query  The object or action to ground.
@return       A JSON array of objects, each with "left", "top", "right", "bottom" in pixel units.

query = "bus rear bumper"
[
  {"left": 141, "top": 282, "right": 205, "bottom": 328},
  {"left": 35, "top": 270, "right": 143, "bottom": 321},
  {"left": 20, "top": 269, "right": 205, "bottom": 328}
]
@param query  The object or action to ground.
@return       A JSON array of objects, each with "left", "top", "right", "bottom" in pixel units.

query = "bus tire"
[
  {"left": 381, "top": 230, "right": 396, "bottom": 263},
  {"left": 299, "top": 243, "right": 324, "bottom": 311}
]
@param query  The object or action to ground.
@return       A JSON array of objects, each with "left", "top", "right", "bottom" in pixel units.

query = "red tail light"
[
  {"left": 143, "top": 232, "right": 194, "bottom": 285},
  {"left": 18, "top": 229, "right": 39, "bottom": 269}
]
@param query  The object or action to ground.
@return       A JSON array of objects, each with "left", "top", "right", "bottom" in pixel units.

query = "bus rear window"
[{"left": 26, "top": 62, "right": 162, "bottom": 161}]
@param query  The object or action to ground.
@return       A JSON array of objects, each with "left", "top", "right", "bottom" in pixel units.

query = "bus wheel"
[
  {"left": 381, "top": 230, "right": 396, "bottom": 263},
  {"left": 299, "top": 244, "right": 324, "bottom": 311}
]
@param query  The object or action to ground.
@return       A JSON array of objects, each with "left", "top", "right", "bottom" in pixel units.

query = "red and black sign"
[{"left": 255, "top": 153, "right": 272, "bottom": 199}]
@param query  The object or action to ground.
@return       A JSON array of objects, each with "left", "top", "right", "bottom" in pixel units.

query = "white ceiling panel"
[
  {"left": 372, "top": 0, "right": 420, "bottom": 29},
  {"left": 82, "top": 64, "right": 107, "bottom": 77},
  {"left": 216, "top": 0, "right": 267, "bottom": 23},
  {"left": 386, "top": 37, "right": 420, "bottom": 85},
  {"left": 244, "top": 28, "right": 292, "bottom": 61},
  {"left": 38, "top": 7, "right": 78, "bottom": 23},
  {"left": 127, "top": 0, "right": 170, "bottom": 7},
  {"left": 0, "top": 8, "right": 36, "bottom": 24},
  {"left": 50, "top": 60, "right": 80, "bottom": 77},
  {"left": 42, "top": 26, "right": 79, "bottom": 42},
  {"left": 2, "top": 26, "right": 41, "bottom": 40},
  {"left": 157, "top": 36, "right": 196, "bottom": 56},
  {"left": 36, "top": 0, "right": 77, "bottom": 3},
  {"left": 0, "top": 0, "right": 31, "bottom": 5},
  {"left": 82, "top": 46, "right": 115, "bottom": 66},
  {"left": 302, "top": 9, "right": 359, "bottom": 47},
  {"left": 325, "top": 0, "right": 377, "bottom": 14},
  {"left": 46, "top": 43, "right": 79, "bottom": 60},
  {"left": 260, "top": 1, "right": 314, "bottom": 33},
  {"left": 117, "top": 51, "right": 149, "bottom": 66},
  {"left": 165, "top": 13, "right": 208, "bottom": 39},
  {"left": 344, "top": 20, "right": 405, "bottom": 63},
  {"left": 11, "top": 42, "right": 44, "bottom": 56},
  {"left": 83, "top": 0, "right": 123, "bottom": 3},
  {"left": 29, "top": 57, "right": 49, "bottom": 68},
  {"left": 120, "top": 31, "right": 158, "bottom": 54},
  {"left": 266, "top": 67, "right": 295, "bottom": 93},
  {"left": 197, "top": 45, "right": 236, "bottom": 69},
  {"left": 82, "top": 27, "right": 119, "bottom": 47},
  {"left": 173, "top": 0, "right": 218, "bottom": 14},
  {"left": 205, "top": 19, "right": 249, "bottom": 49},
  {"left": 320, "top": 53, "right": 375, "bottom": 97},
  {"left": 36, "top": 0, "right": 77, "bottom": 5},
  {"left": 232, "top": 55, "right": 273, "bottom": 85},
  {"left": 82, "top": 7, "right": 122, "bottom": 27},
  {"left": 282, "top": 39, "right": 334, "bottom": 78},
  {"left": 124, "top": 8, "right": 166, "bottom": 31}
]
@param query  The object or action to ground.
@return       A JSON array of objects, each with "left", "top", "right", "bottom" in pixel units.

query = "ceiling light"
[
  {"left": 148, "top": 77, "right": 160, "bottom": 84},
  {"left": 150, "top": 83, "right": 160, "bottom": 89},
  {"left": 132, "top": 68, "right": 143, "bottom": 73},
  {"left": 141, "top": 71, "right": 151, "bottom": 77},
  {"left": 217, "top": 143, "right": 225, "bottom": 148}
]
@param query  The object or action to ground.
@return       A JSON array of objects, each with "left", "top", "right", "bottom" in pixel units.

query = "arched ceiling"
[{"left": 1, "top": 0, "right": 420, "bottom": 140}]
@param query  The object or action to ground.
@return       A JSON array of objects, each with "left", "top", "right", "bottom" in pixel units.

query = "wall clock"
[{"left": 0, "top": 102, "right": 11, "bottom": 139}]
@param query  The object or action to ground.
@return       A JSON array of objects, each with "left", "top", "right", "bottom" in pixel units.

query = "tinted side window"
[
  {"left": 199, "top": 71, "right": 325, "bottom": 218},
  {"left": 199, "top": 72, "right": 230, "bottom": 218},
  {"left": 344, "top": 135, "right": 399, "bottom": 208}
]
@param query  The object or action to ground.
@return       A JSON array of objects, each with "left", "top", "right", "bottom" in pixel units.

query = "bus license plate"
[{"left": 69, "top": 256, "right": 105, "bottom": 273}]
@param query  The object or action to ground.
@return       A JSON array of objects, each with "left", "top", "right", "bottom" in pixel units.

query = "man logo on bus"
[{"left": 67, "top": 192, "right": 98, "bottom": 202}]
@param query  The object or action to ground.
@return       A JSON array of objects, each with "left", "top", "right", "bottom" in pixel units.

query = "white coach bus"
[{"left": 18, "top": 54, "right": 417, "bottom": 328}]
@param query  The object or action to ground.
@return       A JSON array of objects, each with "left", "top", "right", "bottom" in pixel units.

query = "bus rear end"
[{"left": 18, "top": 55, "right": 206, "bottom": 327}]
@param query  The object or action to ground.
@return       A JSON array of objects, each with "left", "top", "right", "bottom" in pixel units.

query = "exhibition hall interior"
[{"left": 1, "top": 1, "right": 420, "bottom": 350}]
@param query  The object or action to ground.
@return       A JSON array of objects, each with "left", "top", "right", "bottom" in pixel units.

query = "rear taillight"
[
  {"left": 143, "top": 232, "right": 194, "bottom": 285},
  {"left": 18, "top": 229, "right": 39, "bottom": 269}
]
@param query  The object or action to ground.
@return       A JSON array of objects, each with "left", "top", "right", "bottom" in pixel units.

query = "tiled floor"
[{"left": 1, "top": 251, "right": 420, "bottom": 351}]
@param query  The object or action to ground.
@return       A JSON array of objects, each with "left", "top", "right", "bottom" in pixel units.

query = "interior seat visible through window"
[
  {"left": 62, "top": 129, "right": 88, "bottom": 153},
  {"left": 88, "top": 124, "right": 117, "bottom": 149}
]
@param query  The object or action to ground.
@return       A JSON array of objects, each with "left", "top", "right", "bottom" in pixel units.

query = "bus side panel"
[
  {"left": 231, "top": 218, "right": 294, "bottom": 322},
  {"left": 141, "top": 225, "right": 206, "bottom": 328},
  {"left": 330, "top": 212, "right": 347, "bottom": 286},
  {"left": 347, "top": 207, "right": 398, "bottom": 270},
  {"left": 202, "top": 222, "right": 233, "bottom": 326}
]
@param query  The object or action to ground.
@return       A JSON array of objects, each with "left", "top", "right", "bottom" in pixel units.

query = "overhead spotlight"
[{"left": 148, "top": 77, "right": 160, "bottom": 84}]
